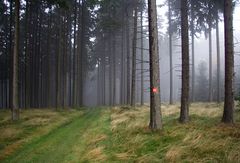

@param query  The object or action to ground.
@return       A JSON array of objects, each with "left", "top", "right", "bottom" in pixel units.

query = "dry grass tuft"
[
  {"left": 111, "top": 106, "right": 149, "bottom": 131},
  {"left": 23, "top": 117, "right": 51, "bottom": 127},
  {"left": 136, "top": 154, "right": 161, "bottom": 163},
  {"left": 115, "top": 152, "right": 136, "bottom": 160},
  {"left": 0, "top": 141, "right": 23, "bottom": 160},
  {"left": 111, "top": 108, "right": 136, "bottom": 130},
  {"left": 228, "top": 145, "right": 240, "bottom": 162},
  {"left": 0, "top": 128, "right": 21, "bottom": 139},
  {"left": 162, "top": 104, "right": 179, "bottom": 116},
  {"left": 183, "top": 131, "right": 203, "bottom": 144},
  {"left": 84, "top": 147, "right": 107, "bottom": 162},
  {"left": 190, "top": 103, "right": 222, "bottom": 117},
  {"left": 165, "top": 146, "right": 182, "bottom": 162},
  {"left": 87, "top": 134, "right": 107, "bottom": 145}
]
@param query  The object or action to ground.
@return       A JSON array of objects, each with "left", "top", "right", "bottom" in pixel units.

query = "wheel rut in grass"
[{"left": 4, "top": 108, "right": 111, "bottom": 163}]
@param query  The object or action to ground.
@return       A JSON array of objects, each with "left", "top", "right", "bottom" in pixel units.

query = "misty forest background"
[
  {"left": 1, "top": 0, "right": 240, "bottom": 162},
  {"left": 0, "top": 0, "right": 240, "bottom": 119}
]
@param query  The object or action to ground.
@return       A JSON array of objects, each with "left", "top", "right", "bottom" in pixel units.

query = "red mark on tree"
[{"left": 152, "top": 87, "right": 158, "bottom": 93}]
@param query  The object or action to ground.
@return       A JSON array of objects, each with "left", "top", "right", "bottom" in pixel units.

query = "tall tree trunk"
[
  {"left": 72, "top": 0, "right": 77, "bottom": 107},
  {"left": 63, "top": 12, "right": 68, "bottom": 108},
  {"left": 216, "top": 14, "right": 221, "bottom": 103},
  {"left": 97, "top": 58, "right": 101, "bottom": 105},
  {"left": 209, "top": 23, "right": 213, "bottom": 102},
  {"left": 11, "top": 0, "right": 20, "bottom": 120},
  {"left": 190, "top": 3, "right": 195, "bottom": 102},
  {"left": 168, "top": 0, "right": 173, "bottom": 104},
  {"left": 180, "top": 0, "right": 190, "bottom": 123},
  {"left": 56, "top": 11, "right": 62, "bottom": 110},
  {"left": 24, "top": 0, "right": 30, "bottom": 109},
  {"left": 126, "top": 14, "right": 131, "bottom": 105},
  {"left": 120, "top": 9, "right": 125, "bottom": 105},
  {"left": 109, "top": 35, "right": 113, "bottom": 106},
  {"left": 75, "top": 1, "right": 81, "bottom": 107},
  {"left": 148, "top": 0, "right": 163, "bottom": 130},
  {"left": 34, "top": 4, "right": 41, "bottom": 108},
  {"left": 38, "top": 8, "right": 43, "bottom": 108},
  {"left": 8, "top": 0, "right": 13, "bottom": 109},
  {"left": 222, "top": 0, "right": 234, "bottom": 123},
  {"left": 113, "top": 33, "right": 116, "bottom": 105},
  {"left": 80, "top": 0, "right": 86, "bottom": 106},
  {"left": 131, "top": 7, "right": 138, "bottom": 107},
  {"left": 47, "top": 11, "right": 52, "bottom": 107},
  {"left": 140, "top": 10, "right": 144, "bottom": 106},
  {"left": 102, "top": 38, "right": 106, "bottom": 105}
]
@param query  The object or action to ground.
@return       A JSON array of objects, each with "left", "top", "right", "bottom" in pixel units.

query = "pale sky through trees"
[
  {"left": 155, "top": 0, "right": 240, "bottom": 65},
  {"left": 156, "top": 0, "right": 240, "bottom": 34}
]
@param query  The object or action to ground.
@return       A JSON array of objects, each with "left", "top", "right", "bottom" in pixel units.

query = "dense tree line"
[
  {"left": 0, "top": 0, "right": 238, "bottom": 129},
  {"left": 1, "top": 0, "right": 99, "bottom": 119},
  {"left": 0, "top": 0, "right": 148, "bottom": 117}
]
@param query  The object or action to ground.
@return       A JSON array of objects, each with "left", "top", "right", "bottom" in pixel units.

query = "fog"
[
  {"left": 83, "top": 1, "right": 240, "bottom": 106},
  {"left": 0, "top": 0, "right": 239, "bottom": 108}
]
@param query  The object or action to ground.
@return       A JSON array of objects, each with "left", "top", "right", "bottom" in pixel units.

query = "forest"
[{"left": 0, "top": 0, "right": 240, "bottom": 162}]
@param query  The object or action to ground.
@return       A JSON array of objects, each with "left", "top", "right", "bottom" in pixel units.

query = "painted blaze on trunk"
[{"left": 148, "top": 0, "right": 163, "bottom": 130}]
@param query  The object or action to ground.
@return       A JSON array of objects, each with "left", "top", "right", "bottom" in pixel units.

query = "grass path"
[
  {"left": 4, "top": 108, "right": 111, "bottom": 163},
  {"left": 2, "top": 104, "right": 240, "bottom": 162}
]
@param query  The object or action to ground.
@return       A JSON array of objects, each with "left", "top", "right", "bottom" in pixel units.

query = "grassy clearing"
[
  {"left": 1, "top": 103, "right": 240, "bottom": 162},
  {"left": 109, "top": 103, "right": 240, "bottom": 162},
  {"left": 2, "top": 108, "right": 111, "bottom": 163}
]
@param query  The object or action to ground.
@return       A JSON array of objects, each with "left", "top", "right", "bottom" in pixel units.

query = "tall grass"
[
  {"left": 1, "top": 103, "right": 240, "bottom": 162},
  {"left": 109, "top": 103, "right": 240, "bottom": 162}
]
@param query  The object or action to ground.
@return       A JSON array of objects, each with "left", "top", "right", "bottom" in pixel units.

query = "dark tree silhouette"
[
  {"left": 222, "top": 0, "right": 234, "bottom": 123},
  {"left": 179, "top": 0, "right": 190, "bottom": 123}
]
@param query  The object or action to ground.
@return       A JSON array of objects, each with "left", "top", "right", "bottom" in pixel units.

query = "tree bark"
[
  {"left": 102, "top": 38, "right": 106, "bottom": 105},
  {"left": 148, "top": 0, "right": 163, "bottom": 130},
  {"left": 8, "top": 0, "right": 13, "bottom": 109},
  {"left": 56, "top": 10, "right": 62, "bottom": 110},
  {"left": 190, "top": 3, "right": 195, "bottom": 102},
  {"left": 109, "top": 34, "right": 113, "bottom": 106},
  {"left": 120, "top": 6, "right": 125, "bottom": 104},
  {"left": 63, "top": 11, "right": 68, "bottom": 108},
  {"left": 113, "top": 33, "right": 116, "bottom": 105},
  {"left": 131, "top": 7, "right": 138, "bottom": 107},
  {"left": 72, "top": 0, "right": 78, "bottom": 107},
  {"left": 222, "top": 0, "right": 234, "bottom": 123},
  {"left": 24, "top": 0, "right": 30, "bottom": 109},
  {"left": 126, "top": 13, "right": 131, "bottom": 105},
  {"left": 168, "top": 0, "right": 173, "bottom": 104},
  {"left": 209, "top": 22, "right": 213, "bottom": 102},
  {"left": 140, "top": 10, "right": 144, "bottom": 106},
  {"left": 180, "top": 0, "right": 190, "bottom": 123},
  {"left": 216, "top": 15, "right": 221, "bottom": 103},
  {"left": 47, "top": 11, "right": 52, "bottom": 107},
  {"left": 11, "top": 0, "right": 20, "bottom": 120},
  {"left": 79, "top": 0, "right": 86, "bottom": 106}
]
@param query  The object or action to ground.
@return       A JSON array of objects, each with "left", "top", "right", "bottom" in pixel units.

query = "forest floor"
[{"left": 1, "top": 103, "right": 240, "bottom": 162}]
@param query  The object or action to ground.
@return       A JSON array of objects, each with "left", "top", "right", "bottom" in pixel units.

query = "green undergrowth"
[{"left": 1, "top": 103, "right": 240, "bottom": 162}]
